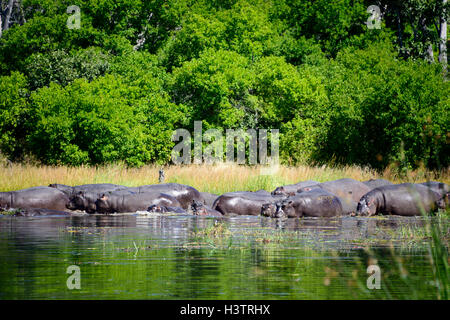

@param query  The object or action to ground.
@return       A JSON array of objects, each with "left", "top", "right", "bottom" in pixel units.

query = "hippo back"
[
  {"left": 8, "top": 186, "right": 69, "bottom": 211},
  {"left": 279, "top": 189, "right": 343, "bottom": 218},
  {"left": 271, "top": 180, "right": 319, "bottom": 196},
  {"left": 134, "top": 183, "right": 202, "bottom": 209},
  {"left": 213, "top": 191, "right": 275, "bottom": 216},
  {"left": 359, "top": 183, "right": 442, "bottom": 216},
  {"left": 363, "top": 179, "right": 394, "bottom": 190},
  {"left": 298, "top": 178, "right": 370, "bottom": 203},
  {"left": 420, "top": 181, "right": 449, "bottom": 197}
]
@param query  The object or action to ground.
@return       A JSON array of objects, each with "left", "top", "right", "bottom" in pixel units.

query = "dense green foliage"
[{"left": 0, "top": 0, "right": 448, "bottom": 169}]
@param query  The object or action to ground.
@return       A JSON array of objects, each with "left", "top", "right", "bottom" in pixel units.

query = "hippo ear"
[{"left": 100, "top": 194, "right": 108, "bottom": 201}]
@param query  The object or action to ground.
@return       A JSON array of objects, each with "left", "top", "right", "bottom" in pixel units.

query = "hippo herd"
[{"left": 0, "top": 178, "right": 448, "bottom": 218}]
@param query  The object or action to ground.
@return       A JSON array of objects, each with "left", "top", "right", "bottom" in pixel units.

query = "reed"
[{"left": 0, "top": 163, "right": 448, "bottom": 194}]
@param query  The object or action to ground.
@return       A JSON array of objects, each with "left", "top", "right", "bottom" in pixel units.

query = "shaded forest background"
[{"left": 0, "top": 0, "right": 448, "bottom": 170}]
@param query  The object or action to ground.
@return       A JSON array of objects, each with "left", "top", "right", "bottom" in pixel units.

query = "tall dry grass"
[{"left": 0, "top": 163, "right": 448, "bottom": 194}]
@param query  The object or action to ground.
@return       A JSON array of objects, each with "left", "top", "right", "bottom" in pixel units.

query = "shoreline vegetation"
[{"left": 0, "top": 162, "right": 448, "bottom": 194}]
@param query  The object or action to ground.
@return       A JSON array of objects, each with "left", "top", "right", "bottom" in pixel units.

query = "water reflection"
[{"left": 0, "top": 214, "right": 443, "bottom": 299}]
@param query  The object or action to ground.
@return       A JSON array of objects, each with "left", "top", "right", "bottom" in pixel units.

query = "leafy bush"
[
  {"left": 26, "top": 47, "right": 110, "bottom": 90},
  {"left": 27, "top": 74, "right": 183, "bottom": 166}
]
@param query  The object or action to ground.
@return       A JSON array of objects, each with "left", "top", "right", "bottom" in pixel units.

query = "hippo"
[
  {"left": 95, "top": 192, "right": 181, "bottom": 214},
  {"left": 420, "top": 181, "right": 449, "bottom": 197},
  {"left": 363, "top": 179, "right": 394, "bottom": 190},
  {"left": 200, "top": 192, "right": 219, "bottom": 207},
  {"left": 356, "top": 183, "right": 444, "bottom": 216},
  {"left": 271, "top": 180, "right": 319, "bottom": 196},
  {"left": 0, "top": 187, "right": 70, "bottom": 211},
  {"left": 147, "top": 204, "right": 187, "bottom": 214},
  {"left": 12, "top": 208, "right": 74, "bottom": 217},
  {"left": 261, "top": 202, "right": 279, "bottom": 218},
  {"left": 273, "top": 189, "right": 344, "bottom": 218},
  {"left": 127, "top": 183, "right": 202, "bottom": 209},
  {"left": 190, "top": 200, "right": 222, "bottom": 217},
  {"left": 49, "top": 183, "right": 128, "bottom": 197},
  {"left": 66, "top": 189, "right": 136, "bottom": 213},
  {"left": 297, "top": 178, "right": 370, "bottom": 203},
  {"left": 213, "top": 191, "right": 277, "bottom": 216},
  {"left": 339, "top": 198, "right": 358, "bottom": 215}
]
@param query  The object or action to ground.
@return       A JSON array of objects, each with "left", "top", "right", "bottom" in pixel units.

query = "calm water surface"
[{"left": 0, "top": 214, "right": 445, "bottom": 299}]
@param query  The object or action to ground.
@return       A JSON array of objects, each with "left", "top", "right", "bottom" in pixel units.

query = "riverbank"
[{"left": 0, "top": 163, "right": 449, "bottom": 194}]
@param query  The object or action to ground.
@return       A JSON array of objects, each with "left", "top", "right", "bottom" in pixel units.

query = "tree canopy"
[{"left": 0, "top": 0, "right": 448, "bottom": 170}]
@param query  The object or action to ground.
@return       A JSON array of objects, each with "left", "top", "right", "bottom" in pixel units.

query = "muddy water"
[{"left": 0, "top": 214, "right": 446, "bottom": 299}]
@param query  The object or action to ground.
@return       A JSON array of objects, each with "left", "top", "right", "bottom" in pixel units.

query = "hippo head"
[
  {"left": 271, "top": 187, "right": 295, "bottom": 197},
  {"left": 261, "top": 203, "right": 277, "bottom": 217},
  {"left": 190, "top": 200, "right": 207, "bottom": 216},
  {"left": 148, "top": 205, "right": 166, "bottom": 213},
  {"left": 356, "top": 196, "right": 376, "bottom": 216},
  {"left": 95, "top": 195, "right": 111, "bottom": 214},
  {"left": 271, "top": 187, "right": 285, "bottom": 196},
  {"left": 67, "top": 192, "right": 96, "bottom": 213},
  {"left": 436, "top": 193, "right": 449, "bottom": 210},
  {"left": 275, "top": 200, "right": 294, "bottom": 218}
]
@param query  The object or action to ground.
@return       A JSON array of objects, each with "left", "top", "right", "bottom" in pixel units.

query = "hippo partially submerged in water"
[
  {"left": 357, "top": 183, "right": 444, "bottom": 216},
  {"left": 213, "top": 191, "right": 278, "bottom": 216},
  {"left": 0, "top": 186, "right": 70, "bottom": 211},
  {"left": 66, "top": 189, "right": 136, "bottom": 213},
  {"left": 190, "top": 200, "right": 222, "bottom": 217},
  {"left": 263, "top": 189, "right": 344, "bottom": 218},
  {"left": 128, "top": 183, "right": 202, "bottom": 209},
  {"left": 11, "top": 208, "right": 74, "bottom": 217},
  {"left": 95, "top": 192, "right": 181, "bottom": 214},
  {"left": 147, "top": 204, "right": 187, "bottom": 214}
]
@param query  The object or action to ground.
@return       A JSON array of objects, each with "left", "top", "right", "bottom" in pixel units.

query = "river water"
[{"left": 0, "top": 214, "right": 446, "bottom": 299}]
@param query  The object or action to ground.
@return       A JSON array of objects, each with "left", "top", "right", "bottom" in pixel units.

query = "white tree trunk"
[
  {"left": 2, "top": 0, "right": 15, "bottom": 31},
  {"left": 439, "top": 0, "right": 448, "bottom": 71},
  {"left": 426, "top": 43, "right": 435, "bottom": 63}
]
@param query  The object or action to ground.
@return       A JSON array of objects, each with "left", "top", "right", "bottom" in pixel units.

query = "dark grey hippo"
[
  {"left": 200, "top": 192, "right": 219, "bottom": 207},
  {"left": 66, "top": 189, "right": 136, "bottom": 213},
  {"left": 297, "top": 178, "right": 370, "bottom": 203},
  {"left": 363, "top": 179, "right": 394, "bottom": 189},
  {"left": 273, "top": 189, "right": 344, "bottom": 218},
  {"left": 271, "top": 180, "right": 319, "bottom": 196},
  {"left": 190, "top": 200, "right": 222, "bottom": 217},
  {"left": 49, "top": 183, "right": 128, "bottom": 197},
  {"left": 420, "top": 181, "right": 449, "bottom": 197},
  {"left": 261, "top": 202, "right": 279, "bottom": 218},
  {"left": 95, "top": 192, "right": 181, "bottom": 214},
  {"left": 147, "top": 204, "right": 187, "bottom": 214},
  {"left": 12, "top": 208, "right": 74, "bottom": 217},
  {"left": 0, "top": 187, "right": 70, "bottom": 211},
  {"left": 213, "top": 191, "right": 277, "bottom": 216},
  {"left": 339, "top": 198, "right": 358, "bottom": 215},
  {"left": 356, "top": 183, "right": 444, "bottom": 216},
  {"left": 127, "top": 183, "right": 202, "bottom": 209}
]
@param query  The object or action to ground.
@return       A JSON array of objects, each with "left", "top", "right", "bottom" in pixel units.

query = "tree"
[
  {"left": 0, "top": 72, "right": 30, "bottom": 160},
  {"left": 439, "top": 0, "right": 447, "bottom": 72}
]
